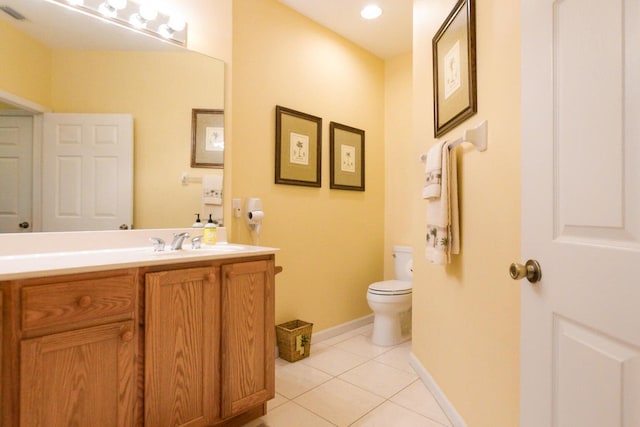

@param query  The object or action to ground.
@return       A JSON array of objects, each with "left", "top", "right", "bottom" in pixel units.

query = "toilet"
[{"left": 367, "top": 245, "right": 413, "bottom": 346}]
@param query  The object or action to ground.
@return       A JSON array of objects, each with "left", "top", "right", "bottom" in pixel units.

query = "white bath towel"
[
  {"left": 422, "top": 140, "right": 446, "bottom": 199},
  {"left": 425, "top": 142, "right": 460, "bottom": 264}
]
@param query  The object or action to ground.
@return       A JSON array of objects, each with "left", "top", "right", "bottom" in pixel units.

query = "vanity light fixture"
[
  {"left": 98, "top": 0, "right": 127, "bottom": 18},
  {"left": 158, "top": 14, "right": 186, "bottom": 39},
  {"left": 360, "top": 4, "right": 382, "bottom": 20},
  {"left": 129, "top": 4, "right": 158, "bottom": 29},
  {"left": 50, "top": 0, "right": 188, "bottom": 46}
]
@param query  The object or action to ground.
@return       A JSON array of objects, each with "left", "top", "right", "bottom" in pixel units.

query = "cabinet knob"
[
  {"left": 207, "top": 273, "right": 216, "bottom": 284},
  {"left": 120, "top": 330, "right": 134, "bottom": 342},
  {"left": 77, "top": 295, "right": 92, "bottom": 308}
]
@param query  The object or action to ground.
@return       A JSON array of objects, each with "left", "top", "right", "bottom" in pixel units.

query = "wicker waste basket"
[{"left": 276, "top": 320, "right": 313, "bottom": 362}]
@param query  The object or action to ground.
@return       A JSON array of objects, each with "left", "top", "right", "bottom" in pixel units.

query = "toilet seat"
[{"left": 368, "top": 280, "right": 412, "bottom": 296}]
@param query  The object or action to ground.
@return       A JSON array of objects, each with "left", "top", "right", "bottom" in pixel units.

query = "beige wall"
[
  {"left": 403, "top": 1, "right": 522, "bottom": 425},
  {"left": 231, "top": 0, "right": 386, "bottom": 330},
  {"left": 384, "top": 52, "right": 414, "bottom": 277},
  {"left": 0, "top": 19, "right": 51, "bottom": 108}
]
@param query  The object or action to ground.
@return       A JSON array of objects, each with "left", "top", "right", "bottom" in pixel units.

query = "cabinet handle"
[
  {"left": 120, "top": 330, "right": 134, "bottom": 342},
  {"left": 77, "top": 295, "right": 92, "bottom": 308},
  {"left": 207, "top": 273, "right": 216, "bottom": 284}
]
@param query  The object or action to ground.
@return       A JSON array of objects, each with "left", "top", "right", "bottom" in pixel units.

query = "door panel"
[
  {"left": 0, "top": 116, "right": 32, "bottom": 233},
  {"left": 522, "top": 0, "right": 640, "bottom": 426},
  {"left": 42, "top": 113, "right": 133, "bottom": 231}
]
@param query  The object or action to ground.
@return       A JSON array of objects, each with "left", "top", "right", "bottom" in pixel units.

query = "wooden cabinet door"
[
  {"left": 144, "top": 267, "right": 219, "bottom": 427},
  {"left": 220, "top": 260, "right": 275, "bottom": 419},
  {"left": 20, "top": 320, "right": 136, "bottom": 427}
]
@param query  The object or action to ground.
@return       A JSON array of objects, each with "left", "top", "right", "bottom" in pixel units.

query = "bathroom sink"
[{"left": 184, "top": 244, "right": 247, "bottom": 252}]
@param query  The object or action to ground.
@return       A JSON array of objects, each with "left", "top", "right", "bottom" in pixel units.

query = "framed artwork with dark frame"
[
  {"left": 191, "top": 108, "right": 224, "bottom": 168},
  {"left": 275, "top": 105, "right": 322, "bottom": 187},
  {"left": 330, "top": 122, "right": 365, "bottom": 191},
  {"left": 432, "top": 0, "right": 477, "bottom": 137}
]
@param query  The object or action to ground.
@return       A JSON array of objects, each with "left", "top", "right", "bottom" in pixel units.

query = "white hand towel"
[
  {"left": 422, "top": 140, "right": 445, "bottom": 199},
  {"left": 425, "top": 142, "right": 460, "bottom": 264}
]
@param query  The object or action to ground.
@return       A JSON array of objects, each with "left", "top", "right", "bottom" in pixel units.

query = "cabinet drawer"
[{"left": 22, "top": 274, "right": 136, "bottom": 332}]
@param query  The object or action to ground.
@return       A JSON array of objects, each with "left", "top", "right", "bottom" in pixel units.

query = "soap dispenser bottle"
[
  {"left": 192, "top": 213, "right": 204, "bottom": 228},
  {"left": 203, "top": 214, "right": 217, "bottom": 245}
]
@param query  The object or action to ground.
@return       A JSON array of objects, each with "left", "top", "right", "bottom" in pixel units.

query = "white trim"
[
  {"left": 409, "top": 352, "right": 467, "bottom": 427},
  {"left": 311, "top": 314, "right": 374, "bottom": 344},
  {"left": 0, "top": 89, "right": 49, "bottom": 113}
]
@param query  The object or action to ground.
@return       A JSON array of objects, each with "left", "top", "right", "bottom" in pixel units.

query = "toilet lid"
[{"left": 368, "top": 280, "right": 412, "bottom": 295}]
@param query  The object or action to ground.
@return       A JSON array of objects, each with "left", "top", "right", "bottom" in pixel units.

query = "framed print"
[
  {"left": 191, "top": 109, "right": 224, "bottom": 168},
  {"left": 330, "top": 122, "right": 365, "bottom": 191},
  {"left": 275, "top": 105, "right": 322, "bottom": 187},
  {"left": 432, "top": 0, "right": 477, "bottom": 137}
]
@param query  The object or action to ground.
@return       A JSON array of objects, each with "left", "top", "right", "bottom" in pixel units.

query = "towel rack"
[{"left": 420, "top": 120, "right": 488, "bottom": 162}]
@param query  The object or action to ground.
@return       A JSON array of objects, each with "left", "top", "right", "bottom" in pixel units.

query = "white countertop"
[{"left": 0, "top": 229, "right": 279, "bottom": 281}]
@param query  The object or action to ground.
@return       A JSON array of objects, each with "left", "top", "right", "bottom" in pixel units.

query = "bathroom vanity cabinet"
[{"left": 0, "top": 253, "right": 277, "bottom": 427}]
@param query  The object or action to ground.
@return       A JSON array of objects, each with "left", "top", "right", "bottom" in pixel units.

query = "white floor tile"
[
  {"left": 300, "top": 346, "right": 369, "bottom": 376},
  {"left": 294, "top": 378, "right": 384, "bottom": 427},
  {"left": 315, "top": 325, "right": 371, "bottom": 347},
  {"left": 267, "top": 393, "right": 289, "bottom": 411},
  {"left": 351, "top": 401, "right": 445, "bottom": 427},
  {"left": 373, "top": 342, "right": 415, "bottom": 375},
  {"left": 275, "top": 360, "right": 333, "bottom": 399},
  {"left": 339, "top": 360, "right": 418, "bottom": 399},
  {"left": 333, "top": 334, "right": 393, "bottom": 359},
  {"left": 242, "top": 401, "right": 336, "bottom": 427},
  {"left": 390, "top": 380, "right": 452, "bottom": 426}
]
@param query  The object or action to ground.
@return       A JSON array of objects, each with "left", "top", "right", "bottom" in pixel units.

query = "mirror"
[{"left": 0, "top": 0, "right": 225, "bottom": 233}]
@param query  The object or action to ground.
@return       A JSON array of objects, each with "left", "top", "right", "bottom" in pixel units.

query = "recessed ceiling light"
[{"left": 361, "top": 4, "right": 382, "bottom": 20}]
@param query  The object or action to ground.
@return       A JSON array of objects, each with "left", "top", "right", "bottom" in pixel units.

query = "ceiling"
[{"left": 278, "top": 0, "right": 413, "bottom": 59}]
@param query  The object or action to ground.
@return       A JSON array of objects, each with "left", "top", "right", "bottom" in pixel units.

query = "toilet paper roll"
[{"left": 248, "top": 210, "right": 264, "bottom": 221}]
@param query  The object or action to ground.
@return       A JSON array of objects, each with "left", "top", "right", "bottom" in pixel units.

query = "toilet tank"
[{"left": 393, "top": 245, "right": 413, "bottom": 281}]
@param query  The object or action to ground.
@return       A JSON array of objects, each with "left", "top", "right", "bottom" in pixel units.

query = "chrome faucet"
[{"left": 170, "top": 232, "right": 190, "bottom": 250}]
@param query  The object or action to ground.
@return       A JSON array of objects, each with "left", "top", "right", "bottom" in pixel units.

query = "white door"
[
  {"left": 521, "top": 1, "right": 640, "bottom": 426},
  {"left": 42, "top": 113, "right": 133, "bottom": 232},
  {"left": 0, "top": 115, "right": 33, "bottom": 233}
]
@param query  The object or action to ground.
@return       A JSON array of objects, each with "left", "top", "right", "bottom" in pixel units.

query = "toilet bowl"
[{"left": 367, "top": 246, "right": 413, "bottom": 346}]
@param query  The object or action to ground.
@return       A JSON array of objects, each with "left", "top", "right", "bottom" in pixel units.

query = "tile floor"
[{"left": 243, "top": 325, "right": 452, "bottom": 427}]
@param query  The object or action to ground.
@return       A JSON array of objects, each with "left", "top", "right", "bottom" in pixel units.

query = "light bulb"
[
  {"left": 98, "top": 2, "right": 117, "bottom": 17},
  {"left": 167, "top": 15, "right": 186, "bottom": 32},
  {"left": 129, "top": 13, "right": 146, "bottom": 28},
  {"left": 361, "top": 4, "right": 382, "bottom": 20},
  {"left": 139, "top": 4, "right": 158, "bottom": 21},
  {"left": 107, "top": 0, "right": 127, "bottom": 10},
  {"left": 158, "top": 24, "right": 173, "bottom": 39}
]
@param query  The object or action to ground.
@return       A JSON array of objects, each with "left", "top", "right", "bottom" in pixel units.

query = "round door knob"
[
  {"left": 509, "top": 259, "right": 542, "bottom": 283},
  {"left": 19, "top": 221, "right": 30, "bottom": 229}
]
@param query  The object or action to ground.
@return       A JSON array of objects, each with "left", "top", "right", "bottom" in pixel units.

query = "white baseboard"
[
  {"left": 311, "top": 314, "right": 374, "bottom": 344},
  {"left": 409, "top": 352, "right": 467, "bottom": 427}
]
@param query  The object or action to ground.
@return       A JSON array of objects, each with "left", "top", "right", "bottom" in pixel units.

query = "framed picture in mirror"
[
  {"left": 275, "top": 105, "right": 322, "bottom": 187},
  {"left": 191, "top": 109, "right": 224, "bottom": 168}
]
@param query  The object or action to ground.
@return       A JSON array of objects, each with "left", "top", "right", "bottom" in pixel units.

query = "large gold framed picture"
[
  {"left": 275, "top": 105, "right": 322, "bottom": 187},
  {"left": 432, "top": 0, "right": 477, "bottom": 137},
  {"left": 329, "top": 122, "right": 365, "bottom": 191}
]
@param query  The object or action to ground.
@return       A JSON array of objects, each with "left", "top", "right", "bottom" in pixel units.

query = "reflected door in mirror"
[{"left": 0, "top": 115, "right": 33, "bottom": 233}]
